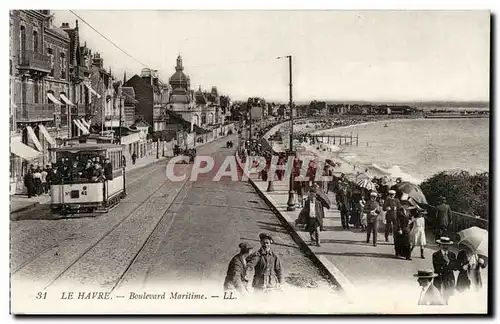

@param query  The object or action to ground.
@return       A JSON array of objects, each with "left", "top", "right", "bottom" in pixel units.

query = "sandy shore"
[{"left": 269, "top": 118, "right": 413, "bottom": 185}]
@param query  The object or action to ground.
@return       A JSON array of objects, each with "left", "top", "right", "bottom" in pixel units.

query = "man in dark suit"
[
  {"left": 435, "top": 196, "right": 452, "bottom": 237},
  {"left": 364, "top": 191, "right": 381, "bottom": 246},
  {"left": 337, "top": 186, "right": 350, "bottom": 230},
  {"left": 383, "top": 189, "right": 400, "bottom": 243},
  {"left": 432, "top": 237, "right": 457, "bottom": 304},
  {"left": 414, "top": 270, "right": 445, "bottom": 306},
  {"left": 24, "top": 168, "right": 34, "bottom": 198}
]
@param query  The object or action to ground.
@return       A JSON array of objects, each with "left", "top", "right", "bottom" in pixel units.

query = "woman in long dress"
[
  {"left": 395, "top": 205, "right": 412, "bottom": 260},
  {"left": 410, "top": 211, "right": 427, "bottom": 259},
  {"left": 456, "top": 244, "right": 487, "bottom": 292}
]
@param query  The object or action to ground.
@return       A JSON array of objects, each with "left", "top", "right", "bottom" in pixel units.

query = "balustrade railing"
[{"left": 15, "top": 103, "right": 56, "bottom": 122}]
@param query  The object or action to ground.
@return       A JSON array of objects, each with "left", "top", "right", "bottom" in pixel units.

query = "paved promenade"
[{"left": 245, "top": 172, "right": 488, "bottom": 313}]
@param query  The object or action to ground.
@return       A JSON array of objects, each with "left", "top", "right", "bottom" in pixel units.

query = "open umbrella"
[
  {"left": 457, "top": 226, "right": 488, "bottom": 257},
  {"left": 315, "top": 189, "right": 331, "bottom": 209},
  {"left": 356, "top": 179, "right": 377, "bottom": 191},
  {"left": 325, "top": 159, "right": 339, "bottom": 168},
  {"left": 391, "top": 181, "right": 427, "bottom": 205}
]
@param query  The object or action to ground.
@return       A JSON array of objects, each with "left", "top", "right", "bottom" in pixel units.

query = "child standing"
[{"left": 410, "top": 210, "right": 427, "bottom": 259}]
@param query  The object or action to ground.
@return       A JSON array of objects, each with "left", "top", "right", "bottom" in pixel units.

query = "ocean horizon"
[{"left": 315, "top": 118, "right": 489, "bottom": 184}]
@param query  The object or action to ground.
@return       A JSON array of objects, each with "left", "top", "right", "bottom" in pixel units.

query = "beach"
[{"left": 269, "top": 117, "right": 489, "bottom": 185}]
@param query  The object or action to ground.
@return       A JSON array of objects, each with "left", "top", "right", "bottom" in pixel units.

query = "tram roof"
[{"left": 49, "top": 143, "right": 123, "bottom": 153}]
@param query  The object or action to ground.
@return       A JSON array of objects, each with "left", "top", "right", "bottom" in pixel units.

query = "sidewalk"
[
  {"left": 243, "top": 171, "right": 488, "bottom": 311},
  {"left": 10, "top": 154, "right": 169, "bottom": 214}
]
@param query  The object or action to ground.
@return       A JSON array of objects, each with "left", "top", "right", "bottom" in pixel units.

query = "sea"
[{"left": 315, "top": 118, "right": 490, "bottom": 184}]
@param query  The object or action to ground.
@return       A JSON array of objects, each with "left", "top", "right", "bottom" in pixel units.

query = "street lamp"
[{"left": 277, "top": 55, "right": 295, "bottom": 211}]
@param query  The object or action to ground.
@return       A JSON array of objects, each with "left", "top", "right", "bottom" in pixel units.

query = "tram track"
[
  {"left": 10, "top": 162, "right": 170, "bottom": 276},
  {"left": 11, "top": 135, "right": 241, "bottom": 294},
  {"left": 39, "top": 165, "right": 193, "bottom": 292},
  {"left": 108, "top": 179, "right": 191, "bottom": 293},
  {"left": 11, "top": 167, "right": 182, "bottom": 282}
]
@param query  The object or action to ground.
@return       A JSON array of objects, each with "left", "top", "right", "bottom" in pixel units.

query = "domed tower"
[{"left": 169, "top": 55, "right": 190, "bottom": 91}]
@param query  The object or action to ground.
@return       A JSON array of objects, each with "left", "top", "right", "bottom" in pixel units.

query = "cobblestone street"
[{"left": 10, "top": 135, "right": 340, "bottom": 313}]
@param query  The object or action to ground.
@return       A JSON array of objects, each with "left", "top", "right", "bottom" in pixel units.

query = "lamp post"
[{"left": 278, "top": 55, "right": 295, "bottom": 211}]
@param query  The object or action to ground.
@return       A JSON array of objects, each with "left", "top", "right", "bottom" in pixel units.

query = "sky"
[{"left": 51, "top": 10, "right": 490, "bottom": 103}]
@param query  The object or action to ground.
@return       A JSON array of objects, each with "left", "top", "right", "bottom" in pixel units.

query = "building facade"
[
  {"left": 89, "top": 52, "right": 112, "bottom": 130},
  {"left": 60, "top": 20, "right": 93, "bottom": 138},
  {"left": 125, "top": 69, "right": 170, "bottom": 133},
  {"left": 167, "top": 55, "right": 202, "bottom": 127},
  {"left": 10, "top": 10, "right": 71, "bottom": 194}
]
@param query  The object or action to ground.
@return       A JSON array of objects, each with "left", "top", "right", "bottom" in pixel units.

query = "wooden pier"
[{"left": 294, "top": 133, "right": 359, "bottom": 146}]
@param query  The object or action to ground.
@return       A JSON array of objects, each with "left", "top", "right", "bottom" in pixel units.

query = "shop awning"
[
  {"left": 85, "top": 84, "right": 102, "bottom": 99},
  {"left": 60, "top": 94, "right": 75, "bottom": 106},
  {"left": 73, "top": 119, "right": 89, "bottom": 134},
  {"left": 80, "top": 119, "right": 91, "bottom": 129},
  {"left": 11, "top": 140, "right": 41, "bottom": 161},
  {"left": 47, "top": 93, "right": 62, "bottom": 105},
  {"left": 73, "top": 119, "right": 88, "bottom": 134},
  {"left": 26, "top": 126, "right": 43, "bottom": 151},
  {"left": 38, "top": 124, "right": 56, "bottom": 146},
  {"left": 77, "top": 119, "right": 89, "bottom": 133},
  {"left": 120, "top": 132, "right": 141, "bottom": 145}
]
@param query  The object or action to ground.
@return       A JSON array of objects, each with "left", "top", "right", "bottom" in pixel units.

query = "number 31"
[{"left": 36, "top": 292, "right": 47, "bottom": 299}]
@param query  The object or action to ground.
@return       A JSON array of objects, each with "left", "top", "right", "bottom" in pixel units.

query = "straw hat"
[
  {"left": 370, "top": 191, "right": 378, "bottom": 197},
  {"left": 436, "top": 237, "right": 454, "bottom": 245},
  {"left": 413, "top": 270, "right": 438, "bottom": 278},
  {"left": 388, "top": 190, "right": 396, "bottom": 195}
]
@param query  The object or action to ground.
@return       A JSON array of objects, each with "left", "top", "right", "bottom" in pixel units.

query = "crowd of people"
[
  {"left": 235, "top": 121, "right": 487, "bottom": 306},
  {"left": 23, "top": 157, "right": 116, "bottom": 196}
]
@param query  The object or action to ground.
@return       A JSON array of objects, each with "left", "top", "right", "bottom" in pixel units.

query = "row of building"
[{"left": 9, "top": 10, "right": 232, "bottom": 194}]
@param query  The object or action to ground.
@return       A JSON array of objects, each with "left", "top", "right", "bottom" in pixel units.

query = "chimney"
[
  {"left": 92, "top": 52, "right": 103, "bottom": 69},
  {"left": 61, "top": 22, "right": 70, "bottom": 29}
]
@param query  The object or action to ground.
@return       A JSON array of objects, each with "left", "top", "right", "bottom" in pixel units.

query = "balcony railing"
[
  {"left": 18, "top": 50, "right": 51, "bottom": 73},
  {"left": 450, "top": 211, "right": 488, "bottom": 232},
  {"left": 15, "top": 103, "right": 56, "bottom": 122},
  {"left": 70, "top": 104, "right": 87, "bottom": 116},
  {"left": 104, "top": 115, "right": 121, "bottom": 121}
]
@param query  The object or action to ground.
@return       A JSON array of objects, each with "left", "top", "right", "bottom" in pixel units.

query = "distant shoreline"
[{"left": 267, "top": 116, "right": 487, "bottom": 185}]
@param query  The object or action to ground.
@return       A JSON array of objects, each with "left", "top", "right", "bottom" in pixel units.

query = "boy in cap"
[{"left": 245, "top": 233, "right": 283, "bottom": 291}]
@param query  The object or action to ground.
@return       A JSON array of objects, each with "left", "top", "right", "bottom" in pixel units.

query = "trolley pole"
[
  {"left": 278, "top": 55, "right": 295, "bottom": 211},
  {"left": 157, "top": 137, "right": 160, "bottom": 159}
]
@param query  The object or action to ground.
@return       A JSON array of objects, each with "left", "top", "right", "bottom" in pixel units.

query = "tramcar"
[{"left": 49, "top": 143, "right": 126, "bottom": 215}]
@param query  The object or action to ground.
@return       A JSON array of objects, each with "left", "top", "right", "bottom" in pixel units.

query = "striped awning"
[
  {"left": 85, "top": 84, "right": 102, "bottom": 99},
  {"left": 47, "top": 93, "right": 62, "bottom": 105},
  {"left": 26, "top": 126, "right": 43, "bottom": 151},
  {"left": 80, "top": 119, "right": 91, "bottom": 129},
  {"left": 38, "top": 124, "right": 55, "bottom": 146},
  {"left": 60, "top": 94, "right": 75, "bottom": 106},
  {"left": 73, "top": 119, "right": 89, "bottom": 134},
  {"left": 10, "top": 140, "right": 41, "bottom": 161}
]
